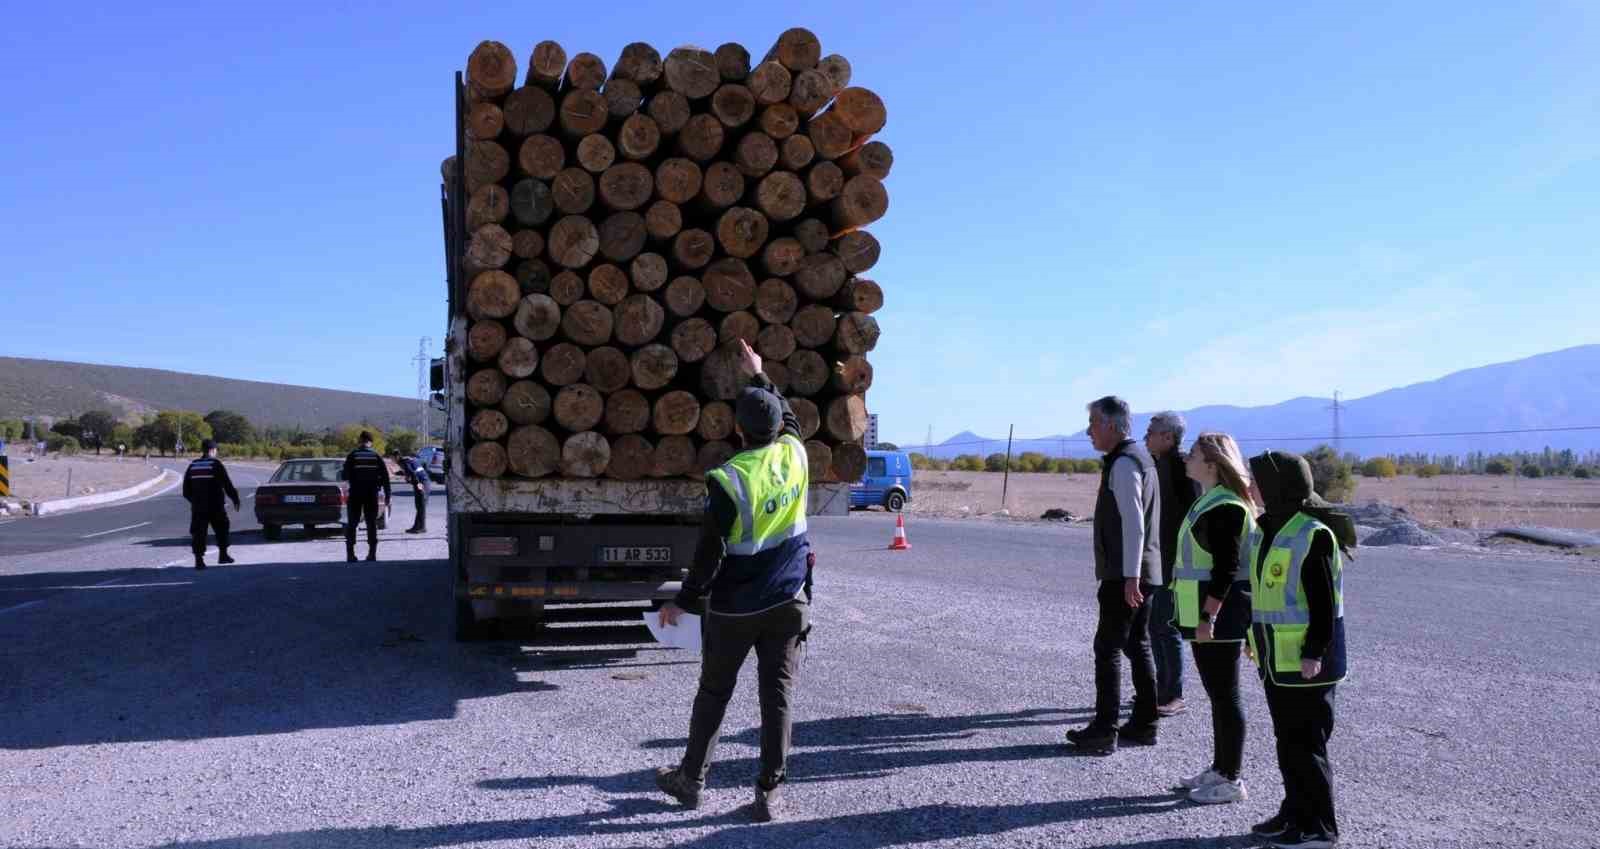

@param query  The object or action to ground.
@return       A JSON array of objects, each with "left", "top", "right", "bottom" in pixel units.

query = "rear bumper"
[
  {"left": 458, "top": 580, "right": 681, "bottom": 602},
  {"left": 255, "top": 507, "right": 345, "bottom": 525}
]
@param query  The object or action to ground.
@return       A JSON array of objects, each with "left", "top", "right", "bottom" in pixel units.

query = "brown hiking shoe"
[
  {"left": 1156, "top": 698, "right": 1187, "bottom": 717},
  {"left": 654, "top": 767, "right": 702, "bottom": 809}
]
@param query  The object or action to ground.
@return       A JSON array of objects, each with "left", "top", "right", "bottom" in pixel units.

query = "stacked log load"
[{"left": 444, "top": 29, "right": 889, "bottom": 483}]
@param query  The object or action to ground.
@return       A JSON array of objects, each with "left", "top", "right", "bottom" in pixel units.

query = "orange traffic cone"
[{"left": 888, "top": 513, "right": 912, "bottom": 550}]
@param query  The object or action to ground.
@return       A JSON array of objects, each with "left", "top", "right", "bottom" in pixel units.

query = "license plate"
[
  {"left": 283, "top": 495, "right": 316, "bottom": 504},
  {"left": 599, "top": 546, "right": 672, "bottom": 564}
]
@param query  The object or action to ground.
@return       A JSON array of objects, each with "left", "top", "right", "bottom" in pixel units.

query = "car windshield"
[{"left": 271, "top": 460, "right": 342, "bottom": 483}]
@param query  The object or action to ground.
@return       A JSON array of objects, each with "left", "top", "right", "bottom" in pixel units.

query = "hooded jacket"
[{"left": 1249, "top": 451, "right": 1353, "bottom": 666}]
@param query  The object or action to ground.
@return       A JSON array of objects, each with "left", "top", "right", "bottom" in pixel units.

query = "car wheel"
[
  {"left": 303, "top": 523, "right": 316, "bottom": 536},
  {"left": 263, "top": 524, "right": 281, "bottom": 541},
  {"left": 885, "top": 491, "right": 906, "bottom": 512}
]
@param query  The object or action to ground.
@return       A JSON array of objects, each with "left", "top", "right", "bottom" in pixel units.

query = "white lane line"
[
  {"left": 80, "top": 522, "right": 152, "bottom": 540},
  {"left": 91, "top": 576, "right": 126, "bottom": 587},
  {"left": 0, "top": 600, "right": 45, "bottom": 616}
]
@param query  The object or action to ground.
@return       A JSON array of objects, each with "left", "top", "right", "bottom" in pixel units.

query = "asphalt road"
[
  {"left": 0, "top": 461, "right": 274, "bottom": 559},
  {"left": 1, "top": 510, "right": 1596, "bottom": 848}
]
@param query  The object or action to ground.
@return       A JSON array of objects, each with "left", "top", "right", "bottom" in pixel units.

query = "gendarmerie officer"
[
  {"left": 182, "top": 439, "right": 240, "bottom": 570},
  {"left": 342, "top": 432, "right": 390, "bottom": 562}
]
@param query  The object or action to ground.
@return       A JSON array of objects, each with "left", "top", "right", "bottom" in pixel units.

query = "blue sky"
[{"left": 2, "top": 2, "right": 1597, "bottom": 445}]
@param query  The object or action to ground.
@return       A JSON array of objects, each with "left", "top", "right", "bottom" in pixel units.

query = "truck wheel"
[
  {"left": 263, "top": 524, "right": 281, "bottom": 541},
  {"left": 885, "top": 491, "right": 906, "bottom": 512},
  {"left": 454, "top": 598, "right": 489, "bottom": 642}
]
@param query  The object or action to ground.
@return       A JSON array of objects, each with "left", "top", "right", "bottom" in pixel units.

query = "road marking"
[
  {"left": 0, "top": 600, "right": 45, "bottom": 616},
  {"left": 80, "top": 522, "right": 152, "bottom": 540}
]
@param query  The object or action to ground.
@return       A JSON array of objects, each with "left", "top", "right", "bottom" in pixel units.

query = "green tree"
[
  {"left": 111, "top": 424, "right": 135, "bottom": 452},
  {"left": 46, "top": 434, "right": 81, "bottom": 455},
  {"left": 1520, "top": 464, "right": 1543, "bottom": 479},
  {"left": 50, "top": 418, "right": 84, "bottom": 440},
  {"left": 387, "top": 428, "right": 421, "bottom": 456},
  {"left": 1361, "top": 457, "right": 1398, "bottom": 478},
  {"left": 1073, "top": 458, "right": 1102, "bottom": 474},
  {"left": 204, "top": 410, "right": 256, "bottom": 444},
  {"left": 1485, "top": 458, "right": 1514, "bottom": 476},
  {"left": 132, "top": 422, "right": 163, "bottom": 452},
  {"left": 983, "top": 452, "right": 1008, "bottom": 472},
  {"left": 951, "top": 454, "right": 983, "bottom": 472},
  {"left": 1416, "top": 463, "right": 1442, "bottom": 479},
  {"left": 1304, "top": 444, "right": 1357, "bottom": 503},
  {"left": 331, "top": 424, "right": 385, "bottom": 455},
  {"left": 151, "top": 411, "right": 212, "bottom": 455},
  {"left": 78, "top": 410, "right": 119, "bottom": 454},
  {"left": 1016, "top": 451, "right": 1048, "bottom": 472},
  {"left": 1575, "top": 467, "right": 1592, "bottom": 480},
  {"left": 0, "top": 418, "right": 23, "bottom": 440},
  {"left": 908, "top": 452, "right": 934, "bottom": 470},
  {"left": 877, "top": 442, "right": 899, "bottom": 451}
]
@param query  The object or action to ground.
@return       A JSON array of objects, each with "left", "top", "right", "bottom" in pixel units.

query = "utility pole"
[
  {"left": 414, "top": 337, "right": 432, "bottom": 445},
  {"left": 1326, "top": 390, "right": 1344, "bottom": 456},
  {"left": 924, "top": 424, "right": 934, "bottom": 457},
  {"left": 1001, "top": 424, "right": 1015, "bottom": 512}
]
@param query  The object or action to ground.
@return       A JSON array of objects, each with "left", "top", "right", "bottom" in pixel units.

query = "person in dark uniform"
[
  {"left": 342, "top": 432, "right": 390, "bottom": 562},
  {"left": 182, "top": 439, "right": 240, "bottom": 570},
  {"left": 392, "top": 449, "right": 430, "bottom": 534}
]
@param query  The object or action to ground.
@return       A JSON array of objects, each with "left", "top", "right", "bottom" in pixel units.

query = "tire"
[
  {"left": 262, "top": 524, "right": 282, "bottom": 541},
  {"left": 454, "top": 597, "right": 490, "bottom": 642},
  {"left": 303, "top": 523, "right": 316, "bottom": 536},
  {"left": 885, "top": 491, "right": 906, "bottom": 512}
]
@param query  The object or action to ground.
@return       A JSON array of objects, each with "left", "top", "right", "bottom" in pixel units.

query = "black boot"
[
  {"left": 366, "top": 544, "right": 378, "bottom": 562},
  {"left": 346, "top": 543, "right": 358, "bottom": 563},
  {"left": 218, "top": 549, "right": 236, "bottom": 565},
  {"left": 194, "top": 554, "right": 206, "bottom": 570}
]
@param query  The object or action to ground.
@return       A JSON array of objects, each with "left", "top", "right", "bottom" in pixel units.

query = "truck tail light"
[{"left": 469, "top": 536, "right": 518, "bottom": 557}]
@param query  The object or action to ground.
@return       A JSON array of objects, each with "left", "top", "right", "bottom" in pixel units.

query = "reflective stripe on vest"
[
  {"left": 707, "top": 435, "right": 809, "bottom": 557},
  {"left": 1248, "top": 512, "right": 1346, "bottom": 685},
  {"left": 1172, "top": 485, "right": 1255, "bottom": 631}
]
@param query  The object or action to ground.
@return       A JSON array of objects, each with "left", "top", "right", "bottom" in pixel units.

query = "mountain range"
[{"left": 911, "top": 345, "right": 1600, "bottom": 459}]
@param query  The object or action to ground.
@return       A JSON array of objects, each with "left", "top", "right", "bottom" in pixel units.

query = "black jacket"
[
  {"left": 676, "top": 372, "right": 811, "bottom": 615},
  {"left": 342, "top": 447, "right": 391, "bottom": 499},
  {"left": 1154, "top": 450, "right": 1200, "bottom": 583},
  {"left": 183, "top": 456, "right": 240, "bottom": 514}
]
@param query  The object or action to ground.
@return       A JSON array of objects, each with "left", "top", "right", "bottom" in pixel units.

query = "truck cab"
[{"left": 849, "top": 450, "right": 912, "bottom": 512}]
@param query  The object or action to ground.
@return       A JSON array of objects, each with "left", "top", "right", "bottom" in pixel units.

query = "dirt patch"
[{"left": 5, "top": 455, "right": 164, "bottom": 501}]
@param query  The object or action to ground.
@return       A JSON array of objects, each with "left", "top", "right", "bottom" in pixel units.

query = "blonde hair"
[{"left": 1191, "top": 432, "right": 1260, "bottom": 509}]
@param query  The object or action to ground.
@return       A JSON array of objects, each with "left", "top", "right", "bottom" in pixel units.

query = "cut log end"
[
  {"left": 468, "top": 441, "right": 510, "bottom": 478},
  {"left": 507, "top": 425, "right": 561, "bottom": 478}
]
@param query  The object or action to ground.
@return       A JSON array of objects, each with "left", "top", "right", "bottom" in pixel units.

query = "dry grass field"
[{"left": 902, "top": 469, "right": 1600, "bottom": 531}]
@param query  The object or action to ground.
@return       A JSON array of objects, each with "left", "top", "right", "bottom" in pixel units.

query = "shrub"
[
  {"left": 1520, "top": 464, "right": 1543, "bottom": 479},
  {"left": 1305, "top": 445, "right": 1357, "bottom": 503},
  {"left": 1575, "top": 466, "right": 1592, "bottom": 479},
  {"left": 46, "top": 434, "right": 81, "bottom": 455},
  {"left": 1416, "top": 464, "right": 1442, "bottom": 479},
  {"left": 1361, "top": 458, "right": 1398, "bottom": 478},
  {"left": 951, "top": 455, "right": 984, "bottom": 472},
  {"left": 1485, "top": 459, "right": 1514, "bottom": 476},
  {"left": 983, "top": 453, "right": 1008, "bottom": 472}
]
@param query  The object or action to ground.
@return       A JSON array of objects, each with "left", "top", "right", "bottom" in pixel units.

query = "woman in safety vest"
[
  {"left": 1244, "top": 451, "right": 1356, "bottom": 849},
  {"left": 1171, "top": 432, "right": 1259, "bottom": 805}
]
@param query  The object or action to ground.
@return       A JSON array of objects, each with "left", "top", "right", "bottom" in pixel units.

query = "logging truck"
[{"left": 438, "top": 46, "right": 863, "bottom": 639}]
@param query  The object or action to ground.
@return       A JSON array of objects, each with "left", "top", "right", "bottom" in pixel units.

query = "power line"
[
  {"left": 914, "top": 424, "right": 1600, "bottom": 452},
  {"left": 1326, "top": 390, "right": 1344, "bottom": 455}
]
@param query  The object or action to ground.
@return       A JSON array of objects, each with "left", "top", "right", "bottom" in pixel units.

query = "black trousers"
[
  {"left": 189, "top": 510, "right": 229, "bottom": 556},
  {"left": 1093, "top": 579, "right": 1158, "bottom": 729},
  {"left": 345, "top": 491, "right": 381, "bottom": 548},
  {"left": 1264, "top": 681, "right": 1338, "bottom": 836},
  {"left": 681, "top": 601, "right": 809, "bottom": 788},
  {"left": 1192, "top": 641, "right": 1245, "bottom": 779},
  {"left": 410, "top": 483, "right": 427, "bottom": 530}
]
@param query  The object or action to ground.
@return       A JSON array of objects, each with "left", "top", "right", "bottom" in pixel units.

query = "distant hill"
[
  {"left": 914, "top": 345, "right": 1600, "bottom": 459},
  {"left": 0, "top": 357, "right": 418, "bottom": 431}
]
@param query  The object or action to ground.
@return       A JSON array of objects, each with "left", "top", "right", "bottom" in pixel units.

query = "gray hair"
[
  {"left": 1149, "top": 411, "right": 1186, "bottom": 444},
  {"left": 1087, "top": 396, "right": 1132, "bottom": 436}
]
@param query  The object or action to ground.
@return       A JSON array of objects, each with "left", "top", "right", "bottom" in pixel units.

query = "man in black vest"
[
  {"left": 182, "top": 439, "right": 240, "bottom": 570},
  {"left": 1067, "top": 395, "right": 1163, "bottom": 754},
  {"left": 342, "top": 432, "right": 390, "bottom": 562}
]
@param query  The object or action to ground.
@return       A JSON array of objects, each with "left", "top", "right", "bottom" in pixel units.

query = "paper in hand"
[{"left": 643, "top": 611, "right": 702, "bottom": 652}]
